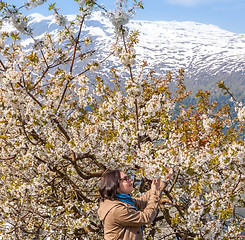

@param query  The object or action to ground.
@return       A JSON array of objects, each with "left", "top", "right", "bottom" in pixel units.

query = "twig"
[
  {"left": 0, "top": 59, "right": 6, "bottom": 71},
  {"left": 0, "top": 155, "right": 17, "bottom": 161},
  {"left": 169, "top": 168, "right": 180, "bottom": 193},
  {"left": 51, "top": 117, "right": 70, "bottom": 142},
  {"left": 69, "top": 15, "right": 86, "bottom": 75},
  {"left": 32, "top": 67, "right": 49, "bottom": 90},
  {"left": 19, "top": 116, "right": 40, "bottom": 145}
]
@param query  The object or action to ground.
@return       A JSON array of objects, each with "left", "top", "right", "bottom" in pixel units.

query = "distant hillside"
[{"left": 2, "top": 11, "right": 245, "bottom": 102}]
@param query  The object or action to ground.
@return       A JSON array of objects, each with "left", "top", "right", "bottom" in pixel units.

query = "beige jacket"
[{"left": 98, "top": 183, "right": 165, "bottom": 240}]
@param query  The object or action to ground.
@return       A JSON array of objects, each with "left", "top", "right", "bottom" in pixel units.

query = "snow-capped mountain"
[{"left": 2, "top": 11, "right": 245, "bottom": 100}]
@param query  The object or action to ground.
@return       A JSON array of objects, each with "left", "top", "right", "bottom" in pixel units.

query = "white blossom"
[
  {"left": 10, "top": 14, "right": 30, "bottom": 34},
  {"left": 109, "top": 9, "right": 132, "bottom": 28},
  {"left": 237, "top": 106, "right": 245, "bottom": 122},
  {"left": 33, "top": 40, "right": 44, "bottom": 50},
  {"left": 0, "top": 38, "right": 5, "bottom": 49},
  {"left": 54, "top": 13, "right": 68, "bottom": 27},
  {"left": 0, "top": 1, "right": 244, "bottom": 239},
  {"left": 201, "top": 113, "right": 215, "bottom": 132},
  {"left": 25, "top": 0, "right": 47, "bottom": 10},
  {"left": 83, "top": 36, "right": 92, "bottom": 46},
  {"left": 89, "top": 62, "right": 101, "bottom": 72},
  {"left": 125, "top": 79, "right": 142, "bottom": 97}
]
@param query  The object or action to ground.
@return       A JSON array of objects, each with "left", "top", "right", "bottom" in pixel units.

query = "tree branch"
[
  {"left": 169, "top": 168, "right": 180, "bottom": 193},
  {"left": 69, "top": 15, "right": 86, "bottom": 75},
  {"left": 0, "top": 155, "right": 17, "bottom": 161},
  {"left": 51, "top": 117, "right": 71, "bottom": 142},
  {"left": 0, "top": 59, "right": 7, "bottom": 71},
  {"left": 32, "top": 67, "right": 49, "bottom": 90},
  {"left": 163, "top": 189, "right": 185, "bottom": 219},
  {"left": 34, "top": 155, "right": 91, "bottom": 203},
  {"left": 56, "top": 15, "right": 86, "bottom": 113},
  {"left": 18, "top": 115, "right": 42, "bottom": 145},
  {"left": 63, "top": 152, "right": 106, "bottom": 178}
]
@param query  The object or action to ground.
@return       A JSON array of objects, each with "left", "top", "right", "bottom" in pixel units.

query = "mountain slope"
[{"left": 2, "top": 11, "right": 245, "bottom": 100}]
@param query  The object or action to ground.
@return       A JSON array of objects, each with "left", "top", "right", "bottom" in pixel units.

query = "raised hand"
[{"left": 151, "top": 178, "right": 161, "bottom": 191}]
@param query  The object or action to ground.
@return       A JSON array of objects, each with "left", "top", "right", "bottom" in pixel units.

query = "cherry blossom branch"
[
  {"left": 0, "top": 59, "right": 7, "bottom": 71},
  {"left": 74, "top": 49, "right": 113, "bottom": 80},
  {"left": 76, "top": 152, "right": 106, "bottom": 171},
  {"left": 93, "top": 0, "right": 108, "bottom": 13},
  {"left": 169, "top": 168, "right": 180, "bottom": 193},
  {"left": 40, "top": 49, "right": 49, "bottom": 68},
  {"left": 63, "top": 152, "right": 106, "bottom": 174},
  {"left": 56, "top": 15, "right": 85, "bottom": 113},
  {"left": 121, "top": 29, "right": 141, "bottom": 149},
  {"left": 31, "top": 66, "right": 49, "bottom": 90},
  {"left": 231, "top": 171, "right": 242, "bottom": 195},
  {"left": 34, "top": 155, "right": 91, "bottom": 203},
  {"left": 121, "top": 26, "right": 135, "bottom": 83},
  {"left": 0, "top": 155, "right": 17, "bottom": 160},
  {"left": 51, "top": 117, "right": 71, "bottom": 142},
  {"left": 17, "top": 80, "right": 71, "bottom": 142},
  {"left": 63, "top": 153, "right": 104, "bottom": 179},
  {"left": 69, "top": 16, "right": 85, "bottom": 75},
  {"left": 31, "top": 52, "right": 76, "bottom": 91},
  {"left": 19, "top": 116, "right": 40, "bottom": 146},
  {"left": 51, "top": 166, "right": 91, "bottom": 203},
  {"left": 158, "top": 205, "right": 194, "bottom": 240},
  {"left": 217, "top": 80, "right": 238, "bottom": 103},
  {"left": 163, "top": 189, "right": 185, "bottom": 219}
]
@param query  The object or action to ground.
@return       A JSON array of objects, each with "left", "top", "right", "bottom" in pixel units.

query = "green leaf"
[{"left": 48, "top": 3, "right": 56, "bottom": 11}]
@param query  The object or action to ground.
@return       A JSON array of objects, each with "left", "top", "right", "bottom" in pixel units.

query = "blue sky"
[{"left": 7, "top": 0, "right": 245, "bottom": 33}]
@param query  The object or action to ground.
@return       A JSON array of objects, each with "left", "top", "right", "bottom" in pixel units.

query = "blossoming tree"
[{"left": 0, "top": 0, "right": 244, "bottom": 239}]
